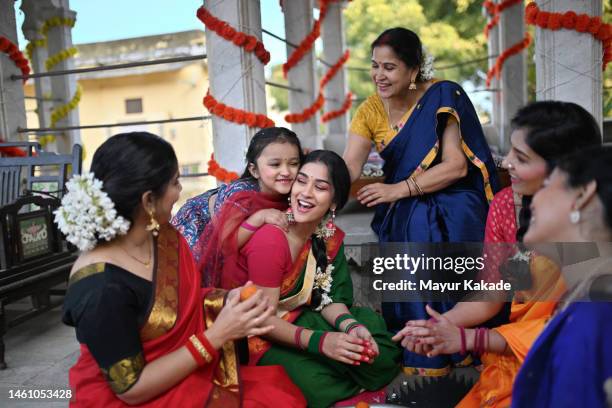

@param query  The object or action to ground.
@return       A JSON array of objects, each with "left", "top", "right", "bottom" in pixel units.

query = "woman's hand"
[
  {"left": 356, "top": 182, "right": 409, "bottom": 207},
  {"left": 391, "top": 325, "right": 434, "bottom": 355},
  {"left": 320, "top": 332, "right": 368, "bottom": 365},
  {"left": 207, "top": 284, "right": 275, "bottom": 347},
  {"left": 248, "top": 209, "right": 289, "bottom": 231},
  {"left": 347, "top": 325, "right": 379, "bottom": 358},
  {"left": 398, "top": 305, "right": 463, "bottom": 358}
]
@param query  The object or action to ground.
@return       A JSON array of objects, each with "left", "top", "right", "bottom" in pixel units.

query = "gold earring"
[
  {"left": 409, "top": 79, "right": 417, "bottom": 90},
  {"left": 146, "top": 208, "right": 160, "bottom": 236}
]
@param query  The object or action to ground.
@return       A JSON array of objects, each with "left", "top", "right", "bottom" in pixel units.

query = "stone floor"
[{"left": 0, "top": 306, "right": 78, "bottom": 407}]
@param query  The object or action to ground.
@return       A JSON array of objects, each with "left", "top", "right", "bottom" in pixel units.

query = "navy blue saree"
[{"left": 374, "top": 80, "right": 500, "bottom": 372}]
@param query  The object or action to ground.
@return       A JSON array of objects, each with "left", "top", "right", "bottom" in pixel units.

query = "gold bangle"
[{"left": 189, "top": 335, "right": 213, "bottom": 363}]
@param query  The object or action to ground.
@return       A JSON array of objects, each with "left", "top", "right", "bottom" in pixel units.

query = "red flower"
[
  {"left": 535, "top": 11, "right": 550, "bottom": 28},
  {"left": 575, "top": 14, "right": 590, "bottom": 32},
  {"left": 525, "top": 3, "right": 538, "bottom": 25},
  {"left": 245, "top": 113, "right": 257, "bottom": 127},
  {"left": 561, "top": 11, "right": 577, "bottom": 29},
  {"left": 588, "top": 17, "right": 602, "bottom": 35},
  {"left": 212, "top": 103, "right": 226, "bottom": 116},
  {"left": 597, "top": 24, "right": 612, "bottom": 41},
  {"left": 0, "top": 37, "right": 9, "bottom": 51},
  {"left": 233, "top": 110, "right": 246, "bottom": 124},
  {"left": 244, "top": 36, "right": 258, "bottom": 52},
  {"left": 548, "top": 13, "right": 562, "bottom": 31}
]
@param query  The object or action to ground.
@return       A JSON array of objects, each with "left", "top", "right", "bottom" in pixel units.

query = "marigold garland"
[
  {"left": 0, "top": 36, "right": 31, "bottom": 82},
  {"left": 25, "top": 38, "right": 46, "bottom": 61},
  {"left": 45, "top": 46, "right": 78, "bottom": 71},
  {"left": 203, "top": 90, "right": 275, "bottom": 129},
  {"left": 285, "top": 49, "right": 350, "bottom": 123},
  {"left": 282, "top": 0, "right": 335, "bottom": 77},
  {"left": 525, "top": 2, "right": 612, "bottom": 70},
  {"left": 486, "top": 33, "right": 532, "bottom": 88},
  {"left": 207, "top": 154, "right": 240, "bottom": 183},
  {"left": 321, "top": 92, "right": 353, "bottom": 123},
  {"left": 483, "top": 0, "right": 523, "bottom": 38},
  {"left": 196, "top": 6, "right": 270, "bottom": 65}
]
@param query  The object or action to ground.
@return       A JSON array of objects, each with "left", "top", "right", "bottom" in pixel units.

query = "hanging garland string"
[
  {"left": 285, "top": 49, "right": 351, "bottom": 123},
  {"left": 525, "top": 2, "right": 612, "bottom": 70},
  {"left": 321, "top": 92, "right": 353, "bottom": 123},
  {"left": 203, "top": 90, "right": 275, "bottom": 128},
  {"left": 486, "top": 33, "right": 532, "bottom": 88},
  {"left": 196, "top": 5, "right": 271, "bottom": 65},
  {"left": 483, "top": 0, "right": 523, "bottom": 38},
  {"left": 282, "top": 0, "right": 335, "bottom": 77},
  {"left": 0, "top": 36, "right": 31, "bottom": 82},
  {"left": 207, "top": 153, "right": 240, "bottom": 183}
]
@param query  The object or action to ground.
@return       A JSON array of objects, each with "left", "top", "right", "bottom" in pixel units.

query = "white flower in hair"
[
  {"left": 420, "top": 46, "right": 435, "bottom": 81},
  {"left": 313, "top": 264, "right": 334, "bottom": 312},
  {"left": 54, "top": 172, "right": 130, "bottom": 251}
]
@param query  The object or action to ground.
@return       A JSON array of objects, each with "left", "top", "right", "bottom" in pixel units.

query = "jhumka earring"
[
  {"left": 286, "top": 197, "right": 295, "bottom": 224},
  {"left": 317, "top": 208, "right": 336, "bottom": 240},
  {"left": 409, "top": 79, "right": 417, "bottom": 90},
  {"left": 146, "top": 208, "right": 160, "bottom": 237}
]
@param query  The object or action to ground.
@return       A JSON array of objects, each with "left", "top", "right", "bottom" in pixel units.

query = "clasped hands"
[
  {"left": 391, "top": 305, "right": 463, "bottom": 358},
  {"left": 322, "top": 326, "right": 379, "bottom": 366}
]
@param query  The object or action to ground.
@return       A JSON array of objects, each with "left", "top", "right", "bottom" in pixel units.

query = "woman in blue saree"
[
  {"left": 343, "top": 27, "right": 500, "bottom": 374},
  {"left": 511, "top": 146, "right": 612, "bottom": 408}
]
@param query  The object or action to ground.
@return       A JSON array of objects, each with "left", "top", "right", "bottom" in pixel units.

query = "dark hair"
[
  {"left": 240, "top": 127, "right": 304, "bottom": 179},
  {"left": 511, "top": 101, "right": 602, "bottom": 241},
  {"left": 557, "top": 145, "right": 612, "bottom": 231},
  {"left": 90, "top": 132, "right": 178, "bottom": 224},
  {"left": 371, "top": 27, "right": 424, "bottom": 81},
  {"left": 300, "top": 150, "right": 351, "bottom": 310}
]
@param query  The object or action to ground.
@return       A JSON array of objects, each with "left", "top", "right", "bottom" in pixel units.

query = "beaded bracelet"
[{"left": 333, "top": 313, "right": 354, "bottom": 331}]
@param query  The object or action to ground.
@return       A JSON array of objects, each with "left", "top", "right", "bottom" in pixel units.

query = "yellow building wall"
[{"left": 24, "top": 63, "right": 216, "bottom": 209}]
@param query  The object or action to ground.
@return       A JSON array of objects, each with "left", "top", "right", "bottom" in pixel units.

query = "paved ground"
[{"left": 0, "top": 306, "right": 77, "bottom": 407}]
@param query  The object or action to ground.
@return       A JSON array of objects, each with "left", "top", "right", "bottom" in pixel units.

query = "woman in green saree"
[{"left": 205, "top": 150, "right": 401, "bottom": 407}]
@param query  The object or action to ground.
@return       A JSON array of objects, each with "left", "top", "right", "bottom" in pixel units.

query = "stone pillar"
[
  {"left": 535, "top": 0, "right": 603, "bottom": 131},
  {"left": 485, "top": 1, "right": 502, "bottom": 152},
  {"left": 42, "top": 5, "right": 81, "bottom": 153},
  {"left": 282, "top": 0, "right": 320, "bottom": 150},
  {"left": 21, "top": 0, "right": 54, "bottom": 148},
  {"left": 0, "top": 1, "right": 27, "bottom": 142},
  {"left": 205, "top": 0, "right": 267, "bottom": 175},
  {"left": 321, "top": 0, "right": 348, "bottom": 155},
  {"left": 498, "top": 2, "right": 527, "bottom": 153}
]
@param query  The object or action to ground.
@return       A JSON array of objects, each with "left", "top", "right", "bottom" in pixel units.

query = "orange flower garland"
[
  {"left": 483, "top": 0, "right": 523, "bottom": 38},
  {"left": 196, "top": 6, "right": 270, "bottom": 65},
  {"left": 0, "top": 36, "right": 30, "bottom": 83},
  {"left": 525, "top": 2, "right": 612, "bottom": 70},
  {"left": 285, "top": 50, "right": 350, "bottom": 123},
  {"left": 486, "top": 33, "right": 532, "bottom": 88},
  {"left": 282, "top": 0, "right": 335, "bottom": 77},
  {"left": 321, "top": 92, "right": 353, "bottom": 123},
  {"left": 207, "top": 154, "right": 239, "bottom": 184},
  {"left": 203, "top": 90, "right": 275, "bottom": 129}
]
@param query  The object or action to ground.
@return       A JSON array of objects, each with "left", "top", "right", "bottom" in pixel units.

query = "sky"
[{"left": 14, "top": 0, "right": 289, "bottom": 67}]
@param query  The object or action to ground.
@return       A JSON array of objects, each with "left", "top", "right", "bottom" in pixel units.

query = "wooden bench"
[{"left": 0, "top": 144, "right": 82, "bottom": 368}]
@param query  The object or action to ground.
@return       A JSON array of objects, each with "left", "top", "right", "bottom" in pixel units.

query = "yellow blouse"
[{"left": 349, "top": 87, "right": 456, "bottom": 153}]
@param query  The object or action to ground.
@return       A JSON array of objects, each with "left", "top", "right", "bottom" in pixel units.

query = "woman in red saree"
[{"left": 60, "top": 132, "right": 306, "bottom": 407}]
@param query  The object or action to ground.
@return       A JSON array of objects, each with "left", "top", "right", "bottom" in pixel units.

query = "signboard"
[{"left": 17, "top": 211, "right": 52, "bottom": 260}]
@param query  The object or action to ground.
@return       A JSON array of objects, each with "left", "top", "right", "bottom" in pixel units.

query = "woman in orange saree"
[{"left": 60, "top": 132, "right": 306, "bottom": 407}]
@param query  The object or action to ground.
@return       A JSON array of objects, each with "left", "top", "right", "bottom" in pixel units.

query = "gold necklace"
[
  {"left": 119, "top": 238, "right": 152, "bottom": 267},
  {"left": 384, "top": 100, "right": 401, "bottom": 132}
]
